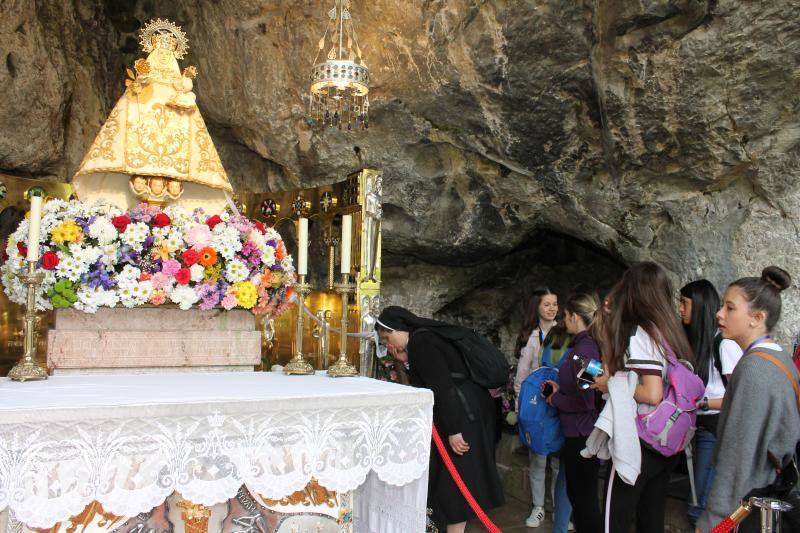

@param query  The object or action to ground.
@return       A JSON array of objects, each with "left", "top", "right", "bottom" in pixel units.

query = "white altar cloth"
[{"left": 0, "top": 371, "right": 433, "bottom": 531}]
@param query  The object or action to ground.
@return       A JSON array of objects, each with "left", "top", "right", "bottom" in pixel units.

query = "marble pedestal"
[{"left": 47, "top": 308, "right": 261, "bottom": 374}]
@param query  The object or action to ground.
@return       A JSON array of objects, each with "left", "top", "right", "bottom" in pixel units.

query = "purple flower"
[
  {"left": 82, "top": 259, "right": 115, "bottom": 290},
  {"left": 195, "top": 281, "right": 221, "bottom": 310},
  {"left": 118, "top": 245, "right": 139, "bottom": 264},
  {"left": 229, "top": 215, "right": 255, "bottom": 233},
  {"left": 74, "top": 216, "right": 96, "bottom": 233}
]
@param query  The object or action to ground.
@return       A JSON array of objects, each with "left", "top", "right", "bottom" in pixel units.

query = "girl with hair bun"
[{"left": 697, "top": 267, "right": 800, "bottom": 533}]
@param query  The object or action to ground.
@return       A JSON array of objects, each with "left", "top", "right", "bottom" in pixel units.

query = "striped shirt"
[{"left": 625, "top": 326, "right": 667, "bottom": 379}]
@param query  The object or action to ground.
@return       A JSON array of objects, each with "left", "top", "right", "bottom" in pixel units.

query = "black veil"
[{"left": 376, "top": 306, "right": 465, "bottom": 338}]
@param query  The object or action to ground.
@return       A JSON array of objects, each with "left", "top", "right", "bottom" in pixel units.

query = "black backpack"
[
  {"left": 711, "top": 333, "right": 728, "bottom": 387},
  {"left": 416, "top": 327, "right": 510, "bottom": 389}
]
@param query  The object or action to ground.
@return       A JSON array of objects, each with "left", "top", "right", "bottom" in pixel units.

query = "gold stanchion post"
[
  {"left": 8, "top": 261, "right": 47, "bottom": 381},
  {"left": 284, "top": 275, "right": 315, "bottom": 375},
  {"left": 328, "top": 273, "right": 358, "bottom": 377}
]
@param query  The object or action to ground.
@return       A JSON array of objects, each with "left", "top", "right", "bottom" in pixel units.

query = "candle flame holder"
[
  {"left": 328, "top": 273, "right": 358, "bottom": 378},
  {"left": 284, "top": 275, "right": 315, "bottom": 375},
  {"left": 8, "top": 261, "right": 47, "bottom": 382}
]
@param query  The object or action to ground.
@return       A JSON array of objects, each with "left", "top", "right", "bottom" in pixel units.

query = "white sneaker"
[
  {"left": 568, "top": 521, "right": 575, "bottom": 531},
  {"left": 525, "top": 506, "right": 545, "bottom": 528}
]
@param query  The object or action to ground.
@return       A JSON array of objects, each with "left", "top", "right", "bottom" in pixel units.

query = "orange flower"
[
  {"left": 198, "top": 247, "right": 217, "bottom": 267},
  {"left": 275, "top": 242, "right": 286, "bottom": 262},
  {"left": 261, "top": 271, "right": 276, "bottom": 287}
]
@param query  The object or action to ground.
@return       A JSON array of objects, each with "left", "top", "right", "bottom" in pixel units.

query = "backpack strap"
[
  {"left": 750, "top": 351, "right": 800, "bottom": 413},
  {"left": 412, "top": 327, "right": 477, "bottom": 423},
  {"left": 712, "top": 333, "right": 727, "bottom": 387}
]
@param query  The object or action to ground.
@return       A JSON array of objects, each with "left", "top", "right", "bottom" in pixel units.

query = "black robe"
[{"left": 407, "top": 329, "right": 505, "bottom": 526}]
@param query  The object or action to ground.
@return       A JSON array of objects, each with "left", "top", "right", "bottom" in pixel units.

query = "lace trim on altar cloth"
[{"left": 0, "top": 403, "right": 432, "bottom": 529}]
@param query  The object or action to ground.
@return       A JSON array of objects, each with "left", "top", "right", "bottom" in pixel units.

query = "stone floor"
[
  {"left": 464, "top": 432, "right": 695, "bottom": 532},
  {"left": 466, "top": 493, "right": 694, "bottom": 532}
]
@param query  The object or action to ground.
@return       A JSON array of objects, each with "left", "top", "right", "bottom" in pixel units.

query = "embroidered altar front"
[{"left": 0, "top": 372, "right": 432, "bottom": 532}]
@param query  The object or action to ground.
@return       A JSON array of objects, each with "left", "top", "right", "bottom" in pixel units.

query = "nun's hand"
[{"left": 448, "top": 433, "right": 470, "bottom": 455}]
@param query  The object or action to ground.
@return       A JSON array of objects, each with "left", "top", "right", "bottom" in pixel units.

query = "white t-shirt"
[
  {"left": 701, "top": 337, "right": 743, "bottom": 415},
  {"left": 625, "top": 326, "right": 667, "bottom": 379},
  {"left": 625, "top": 326, "right": 667, "bottom": 415}
]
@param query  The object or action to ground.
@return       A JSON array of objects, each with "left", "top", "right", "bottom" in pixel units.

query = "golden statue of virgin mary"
[{"left": 72, "top": 19, "right": 233, "bottom": 213}]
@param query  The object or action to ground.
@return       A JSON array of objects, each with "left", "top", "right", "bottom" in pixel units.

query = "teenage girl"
[{"left": 593, "top": 262, "right": 695, "bottom": 533}]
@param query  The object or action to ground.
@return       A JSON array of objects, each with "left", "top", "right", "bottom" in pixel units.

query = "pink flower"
[
  {"left": 221, "top": 290, "right": 238, "bottom": 310},
  {"left": 161, "top": 259, "right": 181, "bottom": 276},
  {"left": 185, "top": 225, "right": 213, "bottom": 250},
  {"left": 149, "top": 290, "right": 167, "bottom": 305},
  {"left": 151, "top": 272, "right": 171, "bottom": 290}
]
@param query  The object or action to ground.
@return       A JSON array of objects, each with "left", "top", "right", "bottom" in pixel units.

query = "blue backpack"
[
  {"left": 518, "top": 366, "right": 564, "bottom": 454},
  {"left": 518, "top": 347, "right": 571, "bottom": 454}
]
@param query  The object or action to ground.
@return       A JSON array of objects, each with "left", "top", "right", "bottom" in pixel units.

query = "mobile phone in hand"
[{"left": 577, "top": 368, "right": 595, "bottom": 390}]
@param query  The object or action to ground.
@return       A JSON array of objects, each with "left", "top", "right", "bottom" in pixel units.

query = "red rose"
[
  {"left": 41, "top": 251, "right": 59, "bottom": 270},
  {"left": 254, "top": 221, "right": 266, "bottom": 234},
  {"left": 16, "top": 242, "right": 27, "bottom": 257},
  {"left": 153, "top": 213, "right": 171, "bottom": 228},
  {"left": 175, "top": 268, "right": 191, "bottom": 285},
  {"left": 111, "top": 215, "right": 131, "bottom": 232},
  {"left": 182, "top": 249, "right": 199, "bottom": 266},
  {"left": 206, "top": 215, "right": 222, "bottom": 230}
]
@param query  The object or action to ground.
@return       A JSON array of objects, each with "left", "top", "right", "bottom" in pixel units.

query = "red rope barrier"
[
  {"left": 709, "top": 501, "right": 753, "bottom": 533},
  {"left": 431, "top": 424, "right": 502, "bottom": 533},
  {"left": 710, "top": 517, "right": 737, "bottom": 533}
]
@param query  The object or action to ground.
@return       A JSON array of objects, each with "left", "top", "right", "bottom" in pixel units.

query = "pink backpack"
[{"left": 636, "top": 342, "right": 706, "bottom": 457}]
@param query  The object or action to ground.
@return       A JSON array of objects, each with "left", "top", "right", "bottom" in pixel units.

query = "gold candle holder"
[
  {"left": 8, "top": 261, "right": 47, "bottom": 382},
  {"left": 284, "top": 274, "right": 315, "bottom": 375},
  {"left": 324, "top": 235, "right": 338, "bottom": 290},
  {"left": 328, "top": 273, "right": 358, "bottom": 378}
]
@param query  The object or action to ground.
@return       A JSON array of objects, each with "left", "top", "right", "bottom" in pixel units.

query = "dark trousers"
[
  {"left": 563, "top": 436, "right": 602, "bottom": 533},
  {"left": 605, "top": 442, "right": 679, "bottom": 533}
]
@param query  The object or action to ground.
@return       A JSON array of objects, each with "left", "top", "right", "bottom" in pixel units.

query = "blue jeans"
[
  {"left": 553, "top": 458, "right": 572, "bottom": 533},
  {"left": 688, "top": 427, "right": 717, "bottom": 524}
]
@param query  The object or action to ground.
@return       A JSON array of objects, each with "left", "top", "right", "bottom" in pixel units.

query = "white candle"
[
  {"left": 26, "top": 196, "right": 43, "bottom": 262},
  {"left": 297, "top": 217, "right": 308, "bottom": 276},
  {"left": 340, "top": 214, "right": 352, "bottom": 274}
]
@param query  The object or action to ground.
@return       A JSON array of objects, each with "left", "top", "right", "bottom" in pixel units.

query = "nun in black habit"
[{"left": 376, "top": 306, "right": 505, "bottom": 532}]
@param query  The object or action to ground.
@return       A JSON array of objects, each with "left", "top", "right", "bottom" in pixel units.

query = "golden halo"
[{"left": 139, "top": 18, "right": 190, "bottom": 60}]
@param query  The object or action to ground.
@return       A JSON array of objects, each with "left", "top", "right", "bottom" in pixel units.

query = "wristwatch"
[{"left": 700, "top": 397, "right": 709, "bottom": 411}]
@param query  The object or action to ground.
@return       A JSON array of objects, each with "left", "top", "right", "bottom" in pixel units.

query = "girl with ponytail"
[{"left": 543, "top": 291, "right": 603, "bottom": 533}]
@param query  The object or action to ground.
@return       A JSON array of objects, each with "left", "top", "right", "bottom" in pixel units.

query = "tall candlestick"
[
  {"left": 297, "top": 217, "right": 309, "bottom": 276},
  {"left": 26, "top": 196, "right": 42, "bottom": 262},
  {"left": 340, "top": 214, "right": 352, "bottom": 274}
]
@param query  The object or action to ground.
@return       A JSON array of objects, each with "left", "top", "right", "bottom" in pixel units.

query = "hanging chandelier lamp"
[{"left": 308, "top": 0, "right": 369, "bottom": 131}]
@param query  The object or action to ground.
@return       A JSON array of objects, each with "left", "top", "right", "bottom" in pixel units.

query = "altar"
[
  {"left": 0, "top": 14, "right": 427, "bottom": 533},
  {"left": 0, "top": 371, "right": 432, "bottom": 532}
]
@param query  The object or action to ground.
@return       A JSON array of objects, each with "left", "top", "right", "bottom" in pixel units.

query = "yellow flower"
[
  {"left": 233, "top": 281, "right": 258, "bottom": 309},
  {"left": 151, "top": 242, "right": 176, "bottom": 262},
  {"left": 51, "top": 220, "right": 83, "bottom": 245}
]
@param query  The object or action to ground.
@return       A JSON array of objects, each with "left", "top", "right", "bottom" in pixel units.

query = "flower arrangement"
[{"left": 2, "top": 200, "right": 295, "bottom": 316}]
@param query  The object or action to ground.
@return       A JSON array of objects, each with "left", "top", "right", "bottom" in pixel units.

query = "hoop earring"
[{"left": 750, "top": 322, "right": 756, "bottom": 327}]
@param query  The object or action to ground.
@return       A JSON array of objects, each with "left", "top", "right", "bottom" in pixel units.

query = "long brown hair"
[
  {"left": 514, "top": 288, "right": 557, "bottom": 358},
  {"left": 603, "top": 262, "right": 693, "bottom": 374}
]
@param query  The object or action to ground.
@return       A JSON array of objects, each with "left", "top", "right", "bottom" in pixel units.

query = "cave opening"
[{"left": 431, "top": 229, "right": 628, "bottom": 356}]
